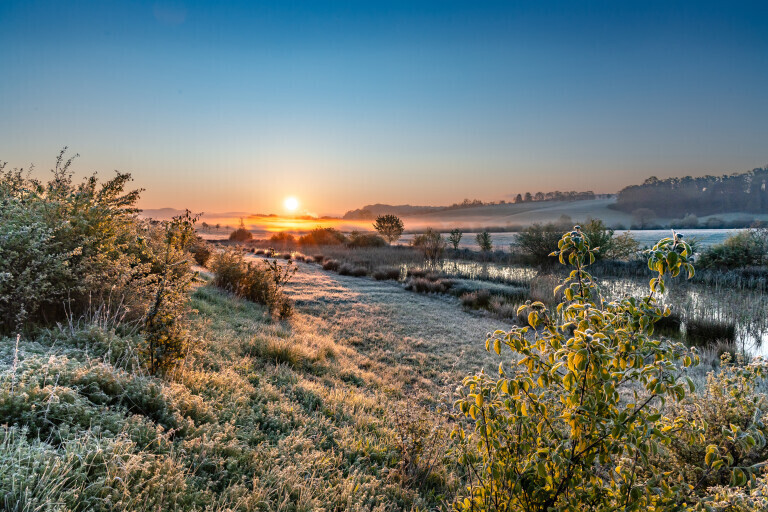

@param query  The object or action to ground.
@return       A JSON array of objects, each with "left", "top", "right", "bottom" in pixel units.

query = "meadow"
[{"left": 4, "top": 165, "right": 768, "bottom": 510}]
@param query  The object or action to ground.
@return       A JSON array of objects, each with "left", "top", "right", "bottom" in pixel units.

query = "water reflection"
[{"left": 404, "top": 258, "right": 768, "bottom": 357}]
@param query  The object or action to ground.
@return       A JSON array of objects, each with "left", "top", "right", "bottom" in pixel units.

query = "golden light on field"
[{"left": 284, "top": 196, "right": 299, "bottom": 212}]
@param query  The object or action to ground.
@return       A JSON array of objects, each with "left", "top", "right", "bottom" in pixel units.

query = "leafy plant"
[
  {"left": 412, "top": 228, "right": 446, "bottom": 261},
  {"left": 697, "top": 227, "right": 768, "bottom": 269},
  {"left": 513, "top": 223, "right": 562, "bottom": 265},
  {"left": 475, "top": 231, "right": 492, "bottom": 253},
  {"left": 452, "top": 228, "right": 709, "bottom": 511},
  {"left": 449, "top": 229, "right": 463, "bottom": 250},
  {"left": 142, "top": 211, "right": 198, "bottom": 374},
  {"left": 0, "top": 151, "right": 195, "bottom": 343},
  {"left": 209, "top": 249, "right": 296, "bottom": 318},
  {"left": 373, "top": 214, "right": 404, "bottom": 244}
]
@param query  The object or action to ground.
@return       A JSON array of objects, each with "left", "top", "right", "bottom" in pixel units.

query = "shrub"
[
  {"left": 459, "top": 290, "right": 492, "bottom": 309},
  {"left": 372, "top": 267, "right": 401, "bottom": 281},
  {"left": 658, "top": 354, "right": 768, "bottom": 497},
  {"left": 228, "top": 218, "right": 253, "bottom": 242},
  {"left": 475, "top": 231, "right": 492, "bottom": 252},
  {"left": 338, "top": 263, "right": 368, "bottom": 277},
  {"left": 209, "top": 250, "right": 295, "bottom": 318},
  {"left": 604, "top": 230, "right": 641, "bottom": 260},
  {"left": 412, "top": 228, "right": 446, "bottom": 262},
  {"left": 373, "top": 214, "right": 404, "bottom": 244},
  {"left": 298, "top": 228, "right": 346, "bottom": 245},
  {"left": 0, "top": 153, "right": 197, "bottom": 374},
  {"left": 448, "top": 229, "right": 462, "bottom": 250},
  {"left": 142, "top": 211, "right": 199, "bottom": 374},
  {"left": 347, "top": 231, "right": 387, "bottom": 248},
  {"left": 270, "top": 232, "right": 295, "bottom": 244},
  {"left": 697, "top": 227, "right": 768, "bottom": 269},
  {"left": 190, "top": 238, "right": 212, "bottom": 267},
  {"left": 405, "top": 277, "right": 454, "bottom": 294},
  {"left": 452, "top": 229, "right": 709, "bottom": 511},
  {"left": 513, "top": 223, "right": 562, "bottom": 265},
  {"left": 322, "top": 259, "right": 340, "bottom": 271}
]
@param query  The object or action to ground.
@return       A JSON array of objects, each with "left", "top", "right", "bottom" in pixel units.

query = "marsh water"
[
  {"left": 402, "top": 256, "right": 768, "bottom": 358},
  {"left": 400, "top": 229, "right": 740, "bottom": 251}
]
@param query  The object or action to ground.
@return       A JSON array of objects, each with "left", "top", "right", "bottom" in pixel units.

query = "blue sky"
[{"left": 1, "top": 1, "right": 767, "bottom": 214}]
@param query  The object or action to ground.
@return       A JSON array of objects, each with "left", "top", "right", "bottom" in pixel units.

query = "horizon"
[{"left": 2, "top": 1, "right": 768, "bottom": 216}]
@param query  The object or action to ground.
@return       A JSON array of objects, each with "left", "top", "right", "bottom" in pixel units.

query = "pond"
[
  {"left": 399, "top": 228, "right": 740, "bottom": 251},
  {"left": 403, "top": 257, "right": 768, "bottom": 358}
]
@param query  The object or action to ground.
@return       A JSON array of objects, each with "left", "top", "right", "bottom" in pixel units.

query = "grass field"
[{"left": 1, "top": 260, "right": 511, "bottom": 511}]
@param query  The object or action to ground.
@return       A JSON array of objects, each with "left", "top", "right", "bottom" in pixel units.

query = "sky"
[{"left": 1, "top": 0, "right": 768, "bottom": 216}]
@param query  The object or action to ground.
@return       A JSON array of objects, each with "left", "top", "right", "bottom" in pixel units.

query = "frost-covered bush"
[
  {"left": 0, "top": 152, "right": 197, "bottom": 373},
  {"left": 209, "top": 249, "right": 295, "bottom": 318}
]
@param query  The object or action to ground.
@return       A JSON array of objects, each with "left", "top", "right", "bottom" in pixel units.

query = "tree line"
[{"left": 613, "top": 167, "right": 768, "bottom": 217}]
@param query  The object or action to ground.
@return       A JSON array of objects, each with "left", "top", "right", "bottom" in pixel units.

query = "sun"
[{"left": 284, "top": 196, "right": 299, "bottom": 212}]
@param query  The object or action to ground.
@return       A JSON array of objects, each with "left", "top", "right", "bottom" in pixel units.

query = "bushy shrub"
[
  {"left": 269, "top": 232, "right": 295, "bottom": 244},
  {"left": 372, "top": 267, "right": 401, "bottom": 281},
  {"left": 697, "top": 227, "right": 768, "bottom": 269},
  {"left": 299, "top": 227, "right": 346, "bottom": 245},
  {"left": 412, "top": 228, "right": 446, "bottom": 261},
  {"left": 190, "top": 238, "right": 212, "bottom": 267},
  {"left": 405, "top": 277, "right": 454, "bottom": 294},
  {"left": 228, "top": 218, "right": 253, "bottom": 242},
  {"left": 459, "top": 290, "right": 492, "bottom": 309},
  {"left": 338, "top": 263, "right": 368, "bottom": 277},
  {"left": 452, "top": 229, "right": 710, "bottom": 511},
  {"left": 658, "top": 354, "right": 768, "bottom": 494},
  {"left": 475, "top": 231, "right": 492, "bottom": 252},
  {"left": 0, "top": 153, "right": 197, "bottom": 373},
  {"left": 513, "top": 223, "right": 563, "bottom": 265},
  {"left": 347, "top": 231, "right": 387, "bottom": 248},
  {"left": 322, "top": 259, "right": 340, "bottom": 271},
  {"left": 209, "top": 250, "right": 295, "bottom": 318}
]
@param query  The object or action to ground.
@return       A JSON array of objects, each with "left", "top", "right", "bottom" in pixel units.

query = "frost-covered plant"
[
  {"left": 209, "top": 249, "right": 296, "bottom": 318},
  {"left": 452, "top": 228, "right": 706, "bottom": 511}
]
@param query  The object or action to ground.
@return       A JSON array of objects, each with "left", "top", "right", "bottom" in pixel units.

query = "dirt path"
[{"left": 278, "top": 259, "right": 515, "bottom": 395}]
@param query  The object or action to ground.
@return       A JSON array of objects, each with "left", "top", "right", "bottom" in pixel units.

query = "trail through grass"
[{"left": 1, "top": 259, "right": 510, "bottom": 510}]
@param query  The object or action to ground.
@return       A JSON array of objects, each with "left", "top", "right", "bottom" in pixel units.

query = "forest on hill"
[{"left": 613, "top": 167, "right": 768, "bottom": 217}]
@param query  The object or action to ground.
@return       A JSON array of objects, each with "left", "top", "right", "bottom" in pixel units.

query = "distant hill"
[
  {"left": 613, "top": 167, "right": 768, "bottom": 217},
  {"left": 139, "top": 208, "right": 257, "bottom": 221},
  {"left": 342, "top": 204, "right": 443, "bottom": 219}
]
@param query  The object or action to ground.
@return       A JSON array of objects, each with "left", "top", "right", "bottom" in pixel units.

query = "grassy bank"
[{"left": 0, "top": 279, "right": 458, "bottom": 511}]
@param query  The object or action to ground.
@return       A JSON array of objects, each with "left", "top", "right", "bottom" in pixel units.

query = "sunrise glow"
[{"left": 284, "top": 196, "right": 299, "bottom": 212}]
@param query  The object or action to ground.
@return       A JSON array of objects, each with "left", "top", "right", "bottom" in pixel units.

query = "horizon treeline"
[
  {"left": 614, "top": 167, "right": 768, "bottom": 217},
  {"left": 343, "top": 190, "right": 599, "bottom": 219}
]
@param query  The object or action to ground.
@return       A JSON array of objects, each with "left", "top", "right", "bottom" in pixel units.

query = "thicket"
[
  {"left": 412, "top": 228, "right": 446, "bottom": 261},
  {"left": 452, "top": 228, "right": 768, "bottom": 511},
  {"left": 208, "top": 249, "right": 295, "bottom": 318},
  {"left": 515, "top": 219, "right": 639, "bottom": 266},
  {"left": 347, "top": 231, "right": 387, "bottom": 248},
  {"left": 0, "top": 152, "right": 197, "bottom": 374},
  {"left": 697, "top": 227, "right": 768, "bottom": 269},
  {"left": 298, "top": 227, "right": 346, "bottom": 245}
]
